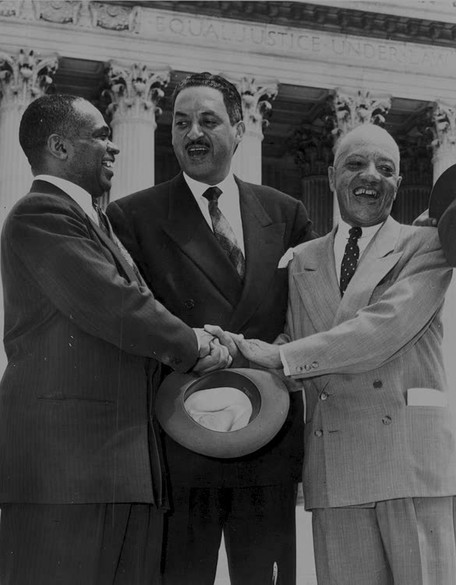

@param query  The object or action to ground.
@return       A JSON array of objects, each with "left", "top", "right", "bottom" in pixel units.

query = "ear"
[
  {"left": 234, "top": 120, "right": 245, "bottom": 144},
  {"left": 328, "top": 166, "right": 336, "bottom": 193},
  {"left": 47, "top": 134, "right": 70, "bottom": 161},
  {"left": 394, "top": 175, "right": 402, "bottom": 199}
]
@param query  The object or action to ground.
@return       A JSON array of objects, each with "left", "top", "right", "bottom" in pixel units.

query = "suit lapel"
[
  {"left": 333, "top": 216, "right": 403, "bottom": 325},
  {"left": 292, "top": 230, "right": 340, "bottom": 333},
  {"left": 30, "top": 180, "right": 141, "bottom": 285},
  {"left": 229, "top": 179, "right": 286, "bottom": 332},
  {"left": 162, "top": 174, "right": 242, "bottom": 306}
]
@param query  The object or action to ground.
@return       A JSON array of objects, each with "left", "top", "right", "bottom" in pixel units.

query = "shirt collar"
[
  {"left": 34, "top": 174, "right": 98, "bottom": 223},
  {"left": 183, "top": 172, "right": 236, "bottom": 199},
  {"left": 337, "top": 218, "right": 384, "bottom": 240}
]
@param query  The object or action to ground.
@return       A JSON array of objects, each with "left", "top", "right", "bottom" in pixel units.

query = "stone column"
[
  {"left": 0, "top": 49, "right": 57, "bottom": 219},
  {"left": 0, "top": 49, "right": 57, "bottom": 377},
  {"left": 429, "top": 102, "right": 456, "bottom": 416},
  {"left": 105, "top": 62, "right": 169, "bottom": 200},
  {"left": 230, "top": 76, "right": 278, "bottom": 184},
  {"left": 330, "top": 88, "right": 391, "bottom": 224}
]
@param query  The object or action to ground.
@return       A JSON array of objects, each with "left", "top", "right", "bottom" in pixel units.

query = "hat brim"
[
  {"left": 155, "top": 368, "right": 290, "bottom": 459},
  {"left": 429, "top": 163, "right": 456, "bottom": 222}
]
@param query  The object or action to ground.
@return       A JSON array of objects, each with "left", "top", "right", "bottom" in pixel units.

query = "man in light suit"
[
  {"left": 229, "top": 124, "right": 456, "bottom": 584},
  {"left": 0, "top": 94, "right": 229, "bottom": 585},
  {"left": 107, "top": 72, "right": 312, "bottom": 585}
]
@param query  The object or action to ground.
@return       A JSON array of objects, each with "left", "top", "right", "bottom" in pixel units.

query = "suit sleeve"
[
  {"left": 438, "top": 199, "right": 456, "bottom": 266},
  {"left": 281, "top": 233, "right": 452, "bottom": 378},
  {"left": 6, "top": 195, "right": 198, "bottom": 372}
]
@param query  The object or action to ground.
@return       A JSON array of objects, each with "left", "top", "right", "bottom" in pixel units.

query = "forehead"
[
  {"left": 174, "top": 86, "right": 227, "bottom": 116},
  {"left": 73, "top": 100, "right": 107, "bottom": 130},
  {"left": 337, "top": 133, "right": 399, "bottom": 168}
]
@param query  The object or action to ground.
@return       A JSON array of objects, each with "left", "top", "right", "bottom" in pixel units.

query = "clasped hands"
[{"left": 193, "top": 325, "right": 282, "bottom": 375}]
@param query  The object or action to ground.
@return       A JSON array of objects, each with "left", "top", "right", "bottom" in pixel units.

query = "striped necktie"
[
  {"left": 340, "top": 226, "right": 362, "bottom": 295},
  {"left": 203, "top": 186, "right": 246, "bottom": 280}
]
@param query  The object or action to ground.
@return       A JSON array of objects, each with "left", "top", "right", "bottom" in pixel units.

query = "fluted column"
[
  {"left": 231, "top": 76, "right": 278, "bottom": 184},
  {"left": 0, "top": 49, "right": 57, "bottom": 377},
  {"left": 105, "top": 62, "right": 169, "bottom": 200},
  {"left": 330, "top": 88, "right": 391, "bottom": 224},
  {"left": 0, "top": 49, "right": 57, "bottom": 219}
]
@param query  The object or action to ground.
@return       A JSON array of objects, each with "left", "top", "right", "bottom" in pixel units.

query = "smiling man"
[
  {"left": 228, "top": 124, "right": 456, "bottom": 585},
  {"left": 0, "top": 94, "right": 224, "bottom": 585},
  {"left": 107, "top": 72, "right": 312, "bottom": 585}
]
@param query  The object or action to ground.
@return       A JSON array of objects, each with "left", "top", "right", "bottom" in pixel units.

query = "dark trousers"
[
  {"left": 161, "top": 483, "right": 297, "bottom": 585},
  {"left": 0, "top": 503, "right": 163, "bottom": 585}
]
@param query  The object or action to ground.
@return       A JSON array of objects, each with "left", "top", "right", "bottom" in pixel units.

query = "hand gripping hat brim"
[
  {"left": 429, "top": 163, "right": 456, "bottom": 222},
  {"left": 155, "top": 368, "right": 290, "bottom": 459}
]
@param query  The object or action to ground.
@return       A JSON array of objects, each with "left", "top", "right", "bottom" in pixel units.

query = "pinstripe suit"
[
  {"left": 279, "top": 217, "right": 456, "bottom": 584},
  {"left": 0, "top": 180, "right": 199, "bottom": 584}
]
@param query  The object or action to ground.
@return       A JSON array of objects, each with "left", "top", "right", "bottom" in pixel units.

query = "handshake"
[{"left": 192, "top": 325, "right": 282, "bottom": 375}]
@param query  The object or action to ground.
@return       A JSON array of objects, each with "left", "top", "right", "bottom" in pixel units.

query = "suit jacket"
[
  {"left": 107, "top": 173, "right": 312, "bottom": 488},
  {"left": 279, "top": 217, "right": 456, "bottom": 509},
  {"left": 0, "top": 180, "right": 198, "bottom": 505}
]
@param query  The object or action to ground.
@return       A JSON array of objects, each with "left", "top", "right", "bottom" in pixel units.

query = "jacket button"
[
  {"left": 184, "top": 299, "right": 195, "bottom": 310},
  {"left": 314, "top": 430, "right": 323, "bottom": 437},
  {"left": 312, "top": 361, "right": 319, "bottom": 369},
  {"left": 320, "top": 392, "right": 328, "bottom": 401},
  {"left": 382, "top": 415, "right": 392, "bottom": 425},
  {"left": 305, "top": 364, "right": 312, "bottom": 371},
  {"left": 373, "top": 380, "right": 383, "bottom": 389}
]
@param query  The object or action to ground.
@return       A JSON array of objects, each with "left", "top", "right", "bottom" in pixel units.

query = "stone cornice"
[
  {"left": 0, "top": 1, "right": 455, "bottom": 47},
  {"left": 129, "top": 1, "right": 456, "bottom": 48}
]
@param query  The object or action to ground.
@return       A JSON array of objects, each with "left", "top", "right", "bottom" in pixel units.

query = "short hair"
[
  {"left": 172, "top": 72, "right": 243, "bottom": 126},
  {"left": 19, "top": 94, "right": 86, "bottom": 170}
]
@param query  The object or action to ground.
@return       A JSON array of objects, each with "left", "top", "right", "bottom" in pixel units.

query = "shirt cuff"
[{"left": 279, "top": 346, "right": 291, "bottom": 376}]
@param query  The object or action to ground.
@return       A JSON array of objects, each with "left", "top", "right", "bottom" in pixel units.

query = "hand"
[
  {"left": 193, "top": 328, "right": 214, "bottom": 358},
  {"left": 232, "top": 336, "right": 282, "bottom": 369},
  {"left": 203, "top": 324, "right": 248, "bottom": 367},
  {"left": 193, "top": 339, "right": 232, "bottom": 375},
  {"left": 413, "top": 208, "right": 437, "bottom": 227}
]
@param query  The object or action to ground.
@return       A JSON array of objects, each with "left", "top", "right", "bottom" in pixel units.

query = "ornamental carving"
[
  {"left": 0, "top": 0, "right": 142, "bottom": 31},
  {"left": 331, "top": 88, "right": 391, "bottom": 139},
  {"left": 104, "top": 62, "right": 170, "bottom": 119},
  {"left": 430, "top": 102, "right": 456, "bottom": 150},
  {"left": 0, "top": 49, "right": 57, "bottom": 105},
  {"left": 233, "top": 76, "right": 278, "bottom": 129}
]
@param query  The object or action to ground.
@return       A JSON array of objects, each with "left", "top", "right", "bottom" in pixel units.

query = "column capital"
[
  {"left": 331, "top": 88, "right": 391, "bottom": 139},
  {"left": 0, "top": 49, "right": 57, "bottom": 107},
  {"left": 231, "top": 76, "right": 278, "bottom": 129},
  {"left": 105, "top": 61, "right": 170, "bottom": 121}
]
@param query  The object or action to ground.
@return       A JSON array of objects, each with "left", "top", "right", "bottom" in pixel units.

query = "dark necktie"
[
  {"left": 340, "top": 226, "right": 362, "bottom": 295},
  {"left": 93, "top": 202, "right": 144, "bottom": 283},
  {"left": 203, "top": 186, "right": 246, "bottom": 280}
]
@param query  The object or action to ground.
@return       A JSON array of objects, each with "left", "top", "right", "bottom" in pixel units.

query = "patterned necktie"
[
  {"left": 93, "top": 202, "right": 144, "bottom": 283},
  {"left": 203, "top": 186, "right": 246, "bottom": 280},
  {"left": 340, "top": 226, "right": 362, "bottom": 295}
]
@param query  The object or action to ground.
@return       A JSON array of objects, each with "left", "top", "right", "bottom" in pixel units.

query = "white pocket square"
[
  {"left": 406, "top": 387, "right": 447, "bottom": 407},
  {"left": 278, "top": 247, "right": 294, "bottom": 269}
]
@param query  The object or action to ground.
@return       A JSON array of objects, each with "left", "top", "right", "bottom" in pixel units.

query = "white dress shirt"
[
  {"left": 334, "top": 219, "right": 382, "bottom": 281},
  {"left": 183, "top": 172, "right": 245, "bottom": 254}
]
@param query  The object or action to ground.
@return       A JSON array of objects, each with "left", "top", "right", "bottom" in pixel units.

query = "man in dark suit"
[
  {"left": 0, "top": 93, "right": 229, "bottom": 585},
  {"left": 107, "top": 72, "right": 312, "bottom": 585}
]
